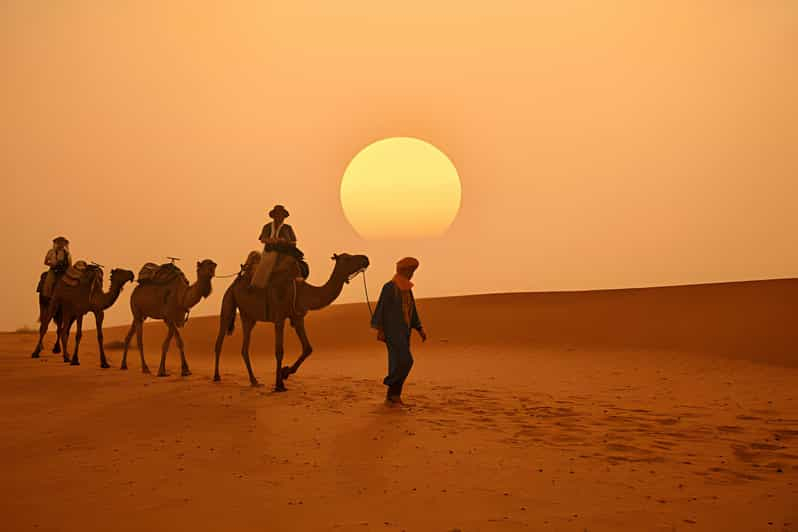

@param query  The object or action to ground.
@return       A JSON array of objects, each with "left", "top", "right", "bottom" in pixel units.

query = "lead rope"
[{"left": 362, "top": 270, "right": 374, "bottom": 319}]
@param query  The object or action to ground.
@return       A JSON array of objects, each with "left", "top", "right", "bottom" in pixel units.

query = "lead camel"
[{"left": 213, "top": 252, "right": 369, "bottom": 391}]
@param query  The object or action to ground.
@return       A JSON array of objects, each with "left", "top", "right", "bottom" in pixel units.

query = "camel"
[
  {"left": 213, "top": 252, "right": 369, "bottom": 390},
  {"left": 120, "top": 259, "right": 217, "bottom": 377},
  {"left": 32, "top": 265, "right": 135, "bottom": 367}
]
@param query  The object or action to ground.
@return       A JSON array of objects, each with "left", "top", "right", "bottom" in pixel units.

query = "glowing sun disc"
[{"left": 340, "top": 137, "right": 462, "bottom": 239}]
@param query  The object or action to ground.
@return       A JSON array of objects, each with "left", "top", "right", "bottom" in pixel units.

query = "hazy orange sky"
[{"left": 2, "top": 1, "right": 796, "bottom": 331}]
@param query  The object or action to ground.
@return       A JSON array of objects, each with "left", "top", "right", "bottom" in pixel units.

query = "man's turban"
[{"left": 396, "top": 257, "right": 419, "bottom": 272}]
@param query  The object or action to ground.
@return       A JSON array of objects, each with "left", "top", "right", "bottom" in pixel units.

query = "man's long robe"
[{"left": 371, "top": 280, "right": 423, "bottom": 394}]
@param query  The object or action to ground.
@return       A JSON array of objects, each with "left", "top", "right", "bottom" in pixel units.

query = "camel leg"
[
  {"left": 213, "top": 292, "right": 236, "bottom": 382},
  {"left": 282, "top": 317, "right": 313, "bottom": 381},
  {"left": 60, "top": 318, "right": 74, "bottom": 363},
  {"left": 157, "top": 323, "right": 175, "bottom": 377},
  {"left": 274, "top": 319, "right": 287, "bottom": 392},
  {"left": 52, "top": 317, "right": 62, "bottom": 354},
  {"left": 32, "top": 310, "right": 50, "bottom": 358},
  {"left": 240, "top": 317, "right": 259, "bottom": 387},
  {"left": 33, "top": 298, "right": 58, "bottom": 357},
  {"left": 136, "top": 319, "right": 149, "bottom": 374},
  {"left": 213, "top": 324, "right": 226, "bottom": 382},
  {"left": 120, "top": 321, "right": 136, "bottom": 370},
  {"left": 70, "top": 315, "right": 84, "bottom": 366},
  {"left": 174, "top": 327, "right": 191, "bottom": 377},
  {"left": 95, "top": 310, "right": 110, "bottom": 368}
]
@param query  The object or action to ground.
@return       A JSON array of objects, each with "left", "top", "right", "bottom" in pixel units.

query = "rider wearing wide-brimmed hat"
[
  {"left": 251, "top": 205, "right": 299, "bottom": 289},
  {"left": 259, "top": 205, "right": 296, "bottom": 249},
  {"left": 42, "top": 236, "right": 72, "bottom": 298}
]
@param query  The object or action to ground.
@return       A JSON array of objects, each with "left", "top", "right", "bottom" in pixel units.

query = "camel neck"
[
  {"left": 299, "top": 264, "right": 348, "bottom": 311},
  {"left": 94, "top": 281, "right": 125, "bottom": 310},
  {"left": 183, "top": 276, "right": 212, "bottom": 309}
]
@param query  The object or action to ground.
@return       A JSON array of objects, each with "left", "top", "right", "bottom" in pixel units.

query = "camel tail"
[
  {"left": 226, "top": 305, "right": 236, "bottom": 336},
  {"left": 222, "top": 286, "right": 237, "bottom": 336}
]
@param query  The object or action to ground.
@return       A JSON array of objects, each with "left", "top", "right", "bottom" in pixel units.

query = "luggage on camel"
[
  {"left": 60, "top": 261, "right": 104, "bottom": 299},
  {"left": 63, "top": 260, "right": 91, "bottom": 287},
  {"left": 137, "top": 262, "right": 189, "bottom": 285}
]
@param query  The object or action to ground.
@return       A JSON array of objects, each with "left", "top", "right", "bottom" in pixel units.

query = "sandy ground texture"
[{"left": 2, "top": 279, "right": 797, "bottom": 531}]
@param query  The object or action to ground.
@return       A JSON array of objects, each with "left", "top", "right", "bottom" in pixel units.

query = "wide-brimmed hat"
[
  {"left": 268, "top": 204, "right": 290, "bottom": 218},
  {"left": 396, "top": 257, "right": 419, "bottom": 272},
  {"left": 53, "top": 236, "right": 69, "bottom": 245}
]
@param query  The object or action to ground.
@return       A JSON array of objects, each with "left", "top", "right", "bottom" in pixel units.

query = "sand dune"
[
  {"left": 100, "top": 278, "right": 798, "bottom": 366},
  {"left": 2, "top": 280, "right": 797, "bottom": 531}
]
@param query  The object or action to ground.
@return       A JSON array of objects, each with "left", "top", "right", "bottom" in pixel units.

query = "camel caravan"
[{"left": 32, "top": 205, "right": 370, "bottom": 391}]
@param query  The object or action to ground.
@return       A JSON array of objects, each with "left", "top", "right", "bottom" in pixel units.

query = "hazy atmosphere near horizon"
[{"left": 2, "top": 1, "right": 796, "bottom": 332}]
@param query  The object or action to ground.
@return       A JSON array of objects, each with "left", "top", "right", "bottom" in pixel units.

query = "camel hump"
[
  {"left": 137, "top": 262, "right": 188, "bottom": 285},
  {"left": 63, "top": 261, "right": 102, "bottom": 287}
]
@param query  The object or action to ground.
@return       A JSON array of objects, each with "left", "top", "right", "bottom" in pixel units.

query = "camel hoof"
[
  {"left": 142, "top": 367, "right": 151, "bottom": 374},
  {"left": 250, "top": 380, "right": 263, "bottom": 388},
  {"left": 213, "top": 374, "right": 221, "bottom": 382},
  {"left": 52, "top": 344, "right": 61, "bottom": 354},
  {"left": 63, "top": 357, "right": 71, "bottom": 363},
  {"left": 120, "top": 364, "right": 128, "bottom": 370},
  {"left": 273, "top": 384, "right": 287, "bottom": 393},
  {"left": 70, "top": 360, "right": 80, "bottom": 366},
  {"left": 157, "top": 371, "right": 169, "bottom": 378},
  {"left": 101, "top": 361, "right": 110, "bottom": 369},
  {"left": 31, "top": 352, "right": 40, "bottom": 359},
  {"left": 280, "top": 366, "right": 294, "bottom": 380},
  {"left": 181, "top": 370, "right": 192, "bottom": 377}
]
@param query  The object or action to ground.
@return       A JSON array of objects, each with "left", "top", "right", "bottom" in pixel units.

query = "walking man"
[{"left": 371, "top": 257, "right": 427, "bottom": 405}]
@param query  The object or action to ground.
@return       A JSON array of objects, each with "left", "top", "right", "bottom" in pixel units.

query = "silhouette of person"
[{"left": 371, "top": 257, "right": 427, "bottom": 405}]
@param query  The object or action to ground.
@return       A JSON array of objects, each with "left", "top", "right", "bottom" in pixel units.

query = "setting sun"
[{"left": 340, "top": 137, "right": 462, "bottom": 240}]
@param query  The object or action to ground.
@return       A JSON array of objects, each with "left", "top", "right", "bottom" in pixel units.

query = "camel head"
[
  {"left": 109, "top": 268, "right": 135, "bottom": 288},
  {"left": 196, "top": 259, "right": 217, "bottom": 279},
  {"left": 195, "top": 259, "right": 217, "bottom": 298},
  {"left": 330, "top": 253, "right": 370, "bottom": 283}
]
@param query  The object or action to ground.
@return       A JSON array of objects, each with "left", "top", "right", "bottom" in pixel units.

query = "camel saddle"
[
  {"left": 62, "top": 261, "right": 103, "bottom": 288},
  {"left": 264, "top": 243, "right": 310, "bottom": 279},
  {"left": 242, "top": 250, "right": 308, "bottom": 281},
  {"left": 137, "top": 262, "right": 189, "bottom": 285},
  {"left": 240, "top": 251, "right": 306, "bottom": 321}
]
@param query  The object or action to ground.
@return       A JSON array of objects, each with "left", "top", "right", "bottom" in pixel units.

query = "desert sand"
[{"left": 2, "top": 279, "right": 797, "bottom": 531}]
